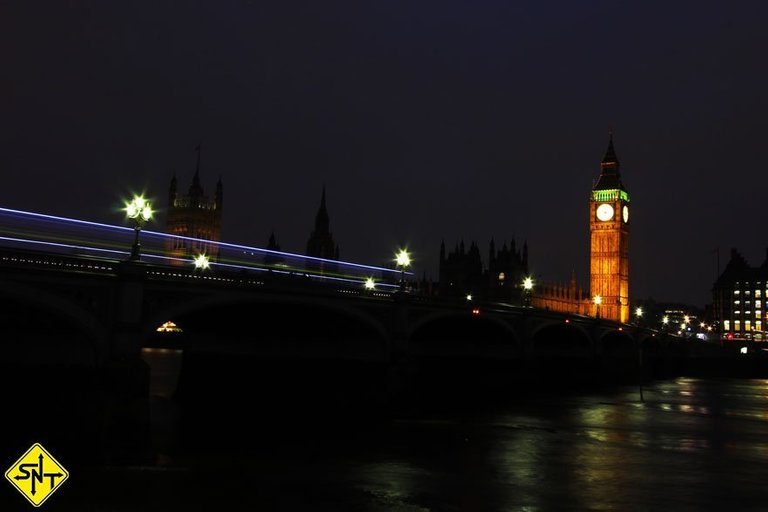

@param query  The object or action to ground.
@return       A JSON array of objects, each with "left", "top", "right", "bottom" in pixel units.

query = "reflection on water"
[
  {"left": 141, "top": 347, "right": 183, "bottom": 399},
  {"left": 24, "top": 358, "right": 768, "bottom": 511}
]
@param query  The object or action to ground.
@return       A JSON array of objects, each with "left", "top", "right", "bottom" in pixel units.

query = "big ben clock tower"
[{"left": 590, "top": 134, "right": 630, "bottom": 323}]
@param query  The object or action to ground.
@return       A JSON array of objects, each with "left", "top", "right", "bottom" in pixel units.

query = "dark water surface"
[{"left": 5, "top": 350, "right": 768, "bottom": 511}]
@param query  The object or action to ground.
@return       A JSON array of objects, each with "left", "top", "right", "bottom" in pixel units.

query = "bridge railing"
[{"left": 0, "top": 206, "right": 412, "bottom": 293}]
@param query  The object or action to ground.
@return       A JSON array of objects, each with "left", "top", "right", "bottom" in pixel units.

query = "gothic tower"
[
  {"left": 589, "top": 133, "right": 630, "bottom": 322},
  {"left": 165, "top": 146, "right": 223, "bottom": 264},
  {"left": 305, "top": 186, "right": 339, "bottom": 275},
  {"left": 306, "top": 186, "right": 339, "bottom": 260}
]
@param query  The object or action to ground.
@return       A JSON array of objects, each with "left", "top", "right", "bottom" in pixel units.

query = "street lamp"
[
  {"left": 522, "top": 276, "right": 534, "bottom": 307},
  {"left": 193, "top": 253, "right": 210, "bottom": 270},
  {"left": 593, "top": 295, "right": 602, "bottom": 319},
  {"left": 364, "top": 277, "right": 375, "bottom": 290},
  {"left": 395, "top": 249, "right": 411, "bottom": 291},
  {"left": 125, "top": 195, "right": 153, "bottom": 261}
]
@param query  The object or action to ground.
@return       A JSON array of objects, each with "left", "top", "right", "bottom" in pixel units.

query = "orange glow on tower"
[
  {"left": 589, "top": 134, "right": 630, "bottom": 323},
  {"left": 165, "top": 146, "right": 223, "bottom": 264}
]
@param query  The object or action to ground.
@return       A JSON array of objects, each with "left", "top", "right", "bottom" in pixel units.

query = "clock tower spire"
[{"left": 589, "top": 133, "right": 630, "bottom": 323}]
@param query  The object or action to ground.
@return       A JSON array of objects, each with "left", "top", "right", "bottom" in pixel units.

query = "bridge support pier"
[
  {"left": 100, "top": 262, "right": 152, "bottom": 464},
  {"left": 386, "top": 291, "right": 416, "bottom": 399}
]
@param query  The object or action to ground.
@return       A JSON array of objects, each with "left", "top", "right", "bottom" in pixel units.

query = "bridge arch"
[
  {"left": 530, "top": 321, "right": 593, "bottom": 356},
  {"left": 0, "top": 280, "right": 105, "bottom": 365},
  {"left": 599, "top": 329, "right": 637, "bottom": 356},
  {"left": 408, "top": 311, "right": 521, "bottom": 350},
  {"left": 144, "top": 294, "right": 392, "bottom": 360}
]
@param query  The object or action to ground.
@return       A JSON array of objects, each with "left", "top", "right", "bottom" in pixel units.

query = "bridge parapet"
[{"left": 0, "top": 246, "right": 677, "bottom": 366}]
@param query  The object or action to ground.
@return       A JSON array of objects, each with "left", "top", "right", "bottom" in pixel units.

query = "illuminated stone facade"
[
  {"left": 589, "top": 135, "right": 630, "bottom": 322},
  {"left": 531, "top": 276, "right": 591, "bottom": 315},
  {"left": 165, "top": 151, "right": 223, "bottom": 264}
]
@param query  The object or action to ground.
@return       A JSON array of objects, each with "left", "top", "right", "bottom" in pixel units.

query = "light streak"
[
  {"left": 0, "top": 236, "right": 400, "bottom": 289},
  {"left": 0, "top": 207, "right": 413, "bottom": 276}
]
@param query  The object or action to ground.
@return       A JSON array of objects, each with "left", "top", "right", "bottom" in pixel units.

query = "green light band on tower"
[{"left": 591, "top": 189, "right": 630, "bottom": 202}]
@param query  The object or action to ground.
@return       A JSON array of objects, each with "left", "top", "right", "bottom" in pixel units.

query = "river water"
[{"left": 5, "top": 350, "right": 768, "bottom": 511}]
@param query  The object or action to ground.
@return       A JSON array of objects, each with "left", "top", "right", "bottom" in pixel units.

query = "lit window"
[
  {"left": 746, "top": 290, "right": 752, "bottom": 295},
  {"left": 746, "top": 320, "right": 752, "bottom": 331},
  {"left": 734, "top": 300, "right": 741, "bottom": 305},
  {"left": 724, "top": 320, "right": 731, "bottom": 331},
  {"left": 735, "top": 290, "right": 741, "bottom": 295},
  {"left": 757, "top": 310, "right": 762, "bottom": 318},
  {"left": 734, "top": 311, "right": 741, "bottom": 315},
  {"left": 757, "top": 321, "right": 763, "bottom": 332},
  {"left": 735, "top": 320, "right": 741, "bottom": 331},
  {"left": 757, "top": 290, "right": 763, "bottom": 298},
  {"left": 756, "top": 301, "right": 762, "bottom": 309}
]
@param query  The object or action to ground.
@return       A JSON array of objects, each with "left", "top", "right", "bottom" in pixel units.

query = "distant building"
[
  {"left": 306, "top": 186, "right": 339, "bottom": 271},
  {"left": 438, "top": 238, "right": 528, "bottom": 301},
  {"left": 660, "top": 306, "right": 702, "bottom": 336},
  {"left": 165, "top": 148, "right": 223, "bottom": 263},
  {"left": 712, "top": 248, "right": 768, "bottom": 340},
  {"left": 632, "top": 298, "right": 706, "bottom": 334},
  {"left": 264, "top": 231, "right": 285, "bottom": 266},
  {"left": 488, "top": 238, "right": 529, "bottom": 301}
]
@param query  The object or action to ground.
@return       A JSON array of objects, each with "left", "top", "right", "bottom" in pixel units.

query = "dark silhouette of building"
[
  {"left": 438, "top": 238, "right": 528, "bottom": 300},
  {"left": 488, "top": 238, "right": 529, "bottom": 300},
  {"left": 165, "top": 147, "right": 223, "bottom": 263},
  {"left": 306, "top": 186, "right": 339, "bottom": 260},
  {"left": 712, "top": 248, "right": 768, "bottom": 340},
  {"left": 264, "top": 230, "right": 285, "bottom": 266}
]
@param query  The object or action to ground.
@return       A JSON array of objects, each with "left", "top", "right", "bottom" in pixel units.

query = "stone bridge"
[{"left": 0, "top": 247, "right": 671, "bottom": 370}]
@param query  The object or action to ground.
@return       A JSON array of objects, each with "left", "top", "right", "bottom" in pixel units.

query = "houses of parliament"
[
  {"left": 164, "top": 148, "right": 340, "bottom": 267},
  {"left": 437, "top": 134, "right": 631, "bottom": 323},
  {"left": 164, "top": 135, "right": 631, "bottom": 323}
]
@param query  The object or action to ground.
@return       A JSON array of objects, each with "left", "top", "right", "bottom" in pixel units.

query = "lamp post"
[
  {"left": 593, "top": 295, "right": 602, "bottom": 319},
  {"left": 522, "top": 276, "right": 534, "bottom": 307},
  {"left": 193, "top": 253, "right": 210, "bottom": 270},
  {"left": 395, "top": 249, "right": 411, "bottom": 292},
  {"left": 635, "top": 306, "right": 644, "bottom": 326},
  {"left": 125, "top": 195, "right": 153, "bottom": 261}
]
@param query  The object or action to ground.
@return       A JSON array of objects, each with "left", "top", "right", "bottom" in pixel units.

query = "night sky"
[{"left": 2, "top": 1, "right": 767, "bottom": 307}]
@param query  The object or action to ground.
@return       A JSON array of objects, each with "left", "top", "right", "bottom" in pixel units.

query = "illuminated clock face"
[
  {"left": 596, "top": 203, "right": 614, "bottom": 221},
  {"left": 622, "top": 205, "right": 629, "bottom": 223}
]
